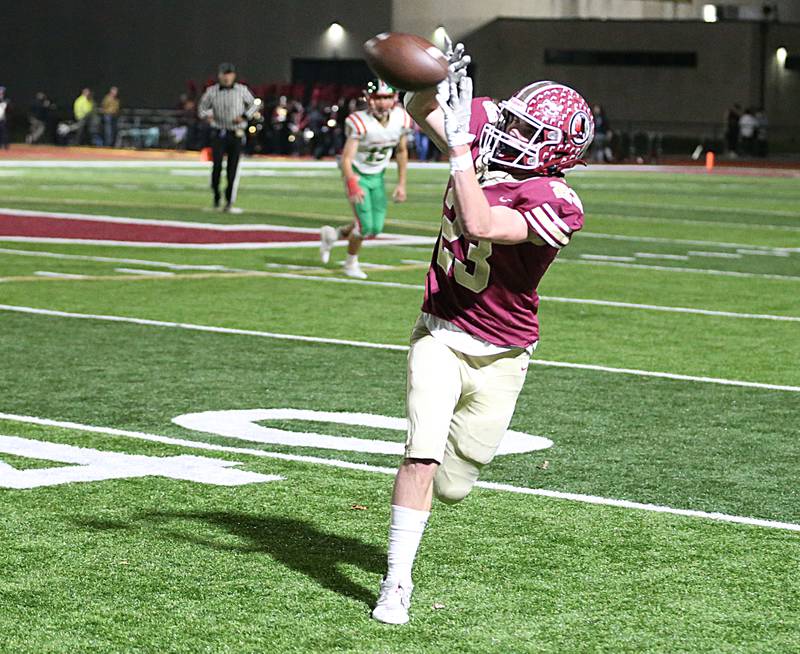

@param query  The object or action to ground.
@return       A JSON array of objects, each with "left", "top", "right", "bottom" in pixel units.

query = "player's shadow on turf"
[{"left": 91, "top": 512, "right": 383, "bottom": 607}]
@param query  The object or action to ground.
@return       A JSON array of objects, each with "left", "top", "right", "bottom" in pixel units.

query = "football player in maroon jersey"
[{"left": 371, "top": 38, "right": 595, "bottom": 625}]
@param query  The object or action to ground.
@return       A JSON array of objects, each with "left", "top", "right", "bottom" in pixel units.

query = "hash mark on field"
[
  {"left": 687, "top": 251, "right": 742, "bottom": 259},
  {"left": 32, "top": 271, "right": 88, "bottom": 279},
  {"left": 580, "top": 254, "right": 636, "bottom": 263},
  {"left": 634, "top": 253, "right": 690, "bottom": 261},
  {"left": 1, "top": 412, "right": 798, "bottom": 533},
  {"left": 1, "top": 304, "right": 798, "bottom": 391},
  {"left": 114, "top": 268, "right": 175, "bottom": 276}
]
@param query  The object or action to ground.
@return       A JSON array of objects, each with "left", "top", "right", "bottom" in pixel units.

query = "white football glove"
[
  {"left": 436, "top": 74, "right": 474, "bottom": 148},
  {"left": 442, "top": 33, "right": 471, "bottom": 83}
]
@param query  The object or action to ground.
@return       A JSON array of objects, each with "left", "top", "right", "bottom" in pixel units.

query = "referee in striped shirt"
[{"left": 198, "top": 62, "right": 257, "bottom": 212}]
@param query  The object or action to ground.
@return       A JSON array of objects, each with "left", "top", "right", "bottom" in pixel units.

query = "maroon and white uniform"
[{"left": 421, "top": 97, "right": 585, "bottom": 351}]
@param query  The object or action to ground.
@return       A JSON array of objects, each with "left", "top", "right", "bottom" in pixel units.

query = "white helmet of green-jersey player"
[{"left": 365, "top": 79, "right": 397, "bottom": 121}]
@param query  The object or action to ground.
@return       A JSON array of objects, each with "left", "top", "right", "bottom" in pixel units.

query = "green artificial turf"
[{"left": 1, "top": 162, "right": 798, "bottom": 652}]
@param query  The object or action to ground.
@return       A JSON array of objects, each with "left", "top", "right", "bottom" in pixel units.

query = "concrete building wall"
[
  {"left": 0, "top": 0, "right": 391, "bottom": 108},
  {"left": 462, "top": 18, "right": 800, "bottom": 141},
  {"left": 392, "top": 0, "right": 800, "bottom": 43}
]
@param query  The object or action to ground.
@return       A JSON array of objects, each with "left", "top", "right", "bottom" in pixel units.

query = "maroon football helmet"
[{"left": 479, "top": 81, "right": 594, "bottom": 174}]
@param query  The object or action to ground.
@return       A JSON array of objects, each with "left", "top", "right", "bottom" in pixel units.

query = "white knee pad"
[{"left": 433, "top": 461, "right": 477, "bottom": 505}]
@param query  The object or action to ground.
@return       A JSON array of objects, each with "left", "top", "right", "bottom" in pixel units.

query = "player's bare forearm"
[
  {"left": 396, "top": 135, "right": 408, "bottom": 187},
  {"left": 340, "top": 138, "right": 359, "bottom": 180},
  {"left": 449, "top": 145, "right": 532, "bottom": 245},
  {"left": 404, "top": 89, "right": 448, "bottom": 154}
]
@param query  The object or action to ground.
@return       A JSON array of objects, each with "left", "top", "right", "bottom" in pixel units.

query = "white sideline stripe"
[
  {"left": 558, "top": 258, "right": 800, "bottom": 282},
  {"left": 1, "top": 250, "right": 796, "bottom": 322},
  {"left": 1, "top": 411, "right": 798, "bottom": 533},
  {"left": 33, "top": 271, "right": 88, "bottom": 279},
  {"left": 1, "top": 304, "right": 798, "bottom": 392}
]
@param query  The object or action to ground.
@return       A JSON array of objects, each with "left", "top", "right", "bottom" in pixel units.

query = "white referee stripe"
[
  {"left": 1, "top": 411, "right": 797, "bottom": 533},
  {"left": 1, "top": 304, "right": 797, "bottom": 392}
]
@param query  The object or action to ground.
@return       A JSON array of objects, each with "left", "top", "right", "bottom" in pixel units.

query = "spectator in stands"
[
  {"left": 591, "top": 104, "right": 609, "bottom": 163},
  {"left": 411, "top": 122, "right": 427, "bottom": 161},
  {"left": 738, "top": 107, "right": 757, "bottom": 157},
  {"left": 0, "top": 86, "right": 9, "bottom": 149},
  {"left": 725, "top": 103, "right": 742, "bottom": 156},
  {"left": 175, "top": 93, "right": 198, "bottom": 149},
  {"left": 755, "top": 107, "right": 768, "bottom": 158},
  {"left": 73, "top": 88, "right": 95, "bottom": 145},
  {"left": 101, "top": 86, "right": 121, "bottom": 147},
  {"left": 26, "top": 92, "right": 52, "bottom": 144}
]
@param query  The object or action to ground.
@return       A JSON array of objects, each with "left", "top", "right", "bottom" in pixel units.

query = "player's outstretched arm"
[
  {"left": 340, "top": 137, "right": 365, "bottom": 203},
  {"left": 404, "top": 33, "right": 470, "bottom": 155},
  {"left": 404, "top": 89, "right": 447, "bottom": 154},
  {"left": 393, "top": 134, "right": 408, "bottom": 202}
]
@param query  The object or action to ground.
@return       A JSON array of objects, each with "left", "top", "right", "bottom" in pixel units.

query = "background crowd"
[{"left": 0, "top": 81, "right": 771, "bottom": 162}]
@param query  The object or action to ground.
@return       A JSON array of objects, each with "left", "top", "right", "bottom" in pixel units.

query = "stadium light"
[
  {"left": 776, "top": 47, "right": 788, "bottom": 67},
  {"left": 702, "top": 4, "right": 717, "bottom": 22},
  {"left": 327, "top": 22, "right": 345, "bottom": 44}
]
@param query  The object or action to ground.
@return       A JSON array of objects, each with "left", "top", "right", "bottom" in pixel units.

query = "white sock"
[
  {"left": 386, "top": 504, "right": 430, "bottom": 586},
  {"left": 346, "top": 254, "right": 358, "bottom": 267}
]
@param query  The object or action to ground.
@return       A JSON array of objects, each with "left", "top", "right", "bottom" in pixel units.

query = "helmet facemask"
[{"left": 479, "top": 84, "right": 594, "bottom": 174}]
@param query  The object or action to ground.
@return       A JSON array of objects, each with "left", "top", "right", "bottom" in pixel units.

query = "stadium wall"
[
  {"left": 463, "top": 18, "right": 800, "bottom": 144},
  {"left": 0, "top": 0, "right": 391, "bottom": 108}
]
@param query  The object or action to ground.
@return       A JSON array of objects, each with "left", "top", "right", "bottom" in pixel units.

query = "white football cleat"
[
  {"left": 320, "top": 225, "right": 337, "bottom": 264},
  {"left": 343, "top": 263, "right": 368, "bottom": 279},
  {"left": 371, "top": 577, "right": 413, "bottom": 625}
]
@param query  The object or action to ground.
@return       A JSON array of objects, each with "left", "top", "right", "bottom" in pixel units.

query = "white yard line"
[
  {"left": 2, "top": 248, "right": 799, "bottom": 320},
  {"left": 580, "top": 232, "right": 791, "bottom": 253},
  {"left": 1, "top": 250, "right": 798, "bottom": 321},
  {"left": 557, "top": 258, "right": 800, "bottom": 282},
  {"left": 1, "top": 411, "right": 798, "bottom": 533},
  {"left": 0, "top": 235, "right": 435, "bottom": 250},
  {"left": 1, "top": 304, "right": 797, "bottom": 392},
  {"left": 600, "top": 200, "right": 800, "bottom": 220},
  {"left": 537, "top": 296, "right": 800, "bottom": 322}
]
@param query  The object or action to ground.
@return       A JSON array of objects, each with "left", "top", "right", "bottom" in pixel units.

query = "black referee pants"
[{"left": 210, "top": 128, "right": 243, "bottom": 204}]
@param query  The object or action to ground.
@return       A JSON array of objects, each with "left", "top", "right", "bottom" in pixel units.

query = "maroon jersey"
[{"left": 421, "top": 97, "right": 585, "bottom": 349}]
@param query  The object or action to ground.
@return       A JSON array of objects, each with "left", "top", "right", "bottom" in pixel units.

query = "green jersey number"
[{"left": 365, "top": 146, "right": 392, "bottom": 164}]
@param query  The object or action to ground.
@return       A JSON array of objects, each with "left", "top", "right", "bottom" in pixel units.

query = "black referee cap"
[{"left": 218, "top": 62, "right": 236, "bottom": 74}]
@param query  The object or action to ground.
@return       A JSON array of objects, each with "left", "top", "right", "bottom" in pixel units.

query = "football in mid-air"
[{"left": 363, "top": 32, "right": 449, "bottom": 91}]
